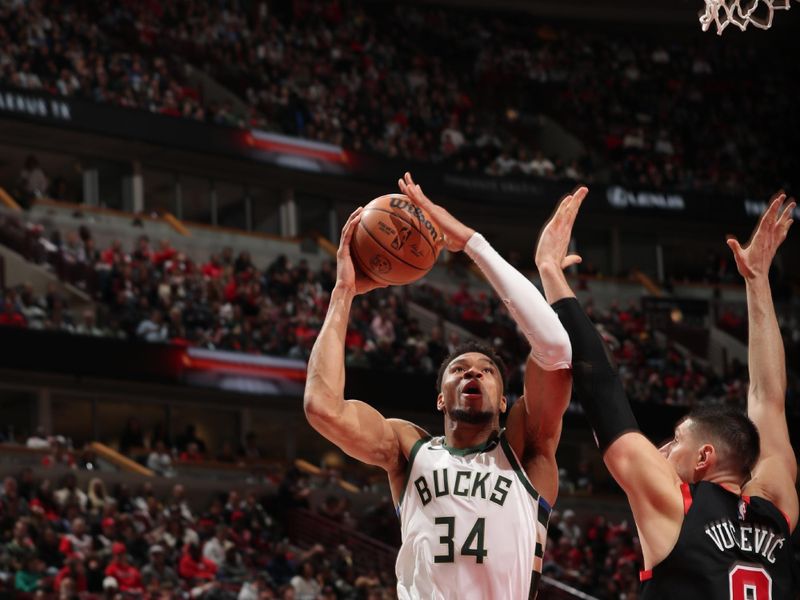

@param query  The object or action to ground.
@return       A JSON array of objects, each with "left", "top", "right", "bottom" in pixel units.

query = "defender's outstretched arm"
[
  {"left": 728, "top": 194, "right": 798, "bottom": 528},
  {"left": 537, "top": 189, "right": 684, "bottom": 568}
]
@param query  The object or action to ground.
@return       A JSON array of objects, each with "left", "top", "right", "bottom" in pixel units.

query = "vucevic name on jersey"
[
  {"left": 395, "top": 431, "right": 551, "bottom": 600},
  {"left": 703, "top": 501, "right": 785, "bottom": 564},
  {"left": 641, "top": 481, "right": 797, "bottom": 600}
]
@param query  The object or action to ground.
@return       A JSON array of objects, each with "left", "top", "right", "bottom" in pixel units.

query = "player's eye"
[
  {"left": 453, "top": 366, "right": 464, "bottom": 373},
  {"left": 482, "top": 367, "right": 493, "bottom": 374}
]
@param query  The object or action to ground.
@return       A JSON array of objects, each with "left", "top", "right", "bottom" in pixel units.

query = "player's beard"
[{"left": 449, "top": 408, "right": 494, "bottom": 425}]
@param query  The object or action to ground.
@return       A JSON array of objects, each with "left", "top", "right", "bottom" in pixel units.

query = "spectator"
[
  {"left": 19, "top": 155, "right": 48, "bottom": 199},
  {"left": 136, "top": 310, "right": 168, "bottom": 342},
  {"left": 54, "top": 554, "right": 87, "bottom": 594},
  {"left": 14, "top": 555, "right": 45, "bottom": 592},
  {"left": 178, "top": 542, "right": 217, "bottom": 583},
  {"left": 6, "top": 519, "right": 35, "bottom": 570},
  {"left": 54, "top": 475, "right": 87, "bottom": 511},
  {"left": 0, "top": 299, "right": 26, "bottom": 327},
  {"left": 59, "top": 517, "right": 92, "bottom": 558},
  {"left": 175, "top": 425, "right": 207, "bottom": 454},
  {"left": 179, "top": 442, "right": 204, "bottom": 463},
  {"left": 141, "top": 544, "right": 179, "bottom": 589},
  {"left": 86, "top": 479, "right": 112, "bottom": 515},
  {"left": 75, "top": 309, "right": 105, "bottom": 337},
  {"left": 26, "top": 427, "right": 50, "bottom": 450},
  {"left": 104, "top": 543, "right": 143, "bottom": 593},
  {"left": 290, "top": 561, "right": 321, "bottom": 600},
  {"left": 527, "top": 150, "right": 556, "bottom": 177},
  {"left": 202, "top": 525, "right": 228, "bottom": 568},
  {"left": 147, "top": 441, "right": 176, "bottom": 477}
]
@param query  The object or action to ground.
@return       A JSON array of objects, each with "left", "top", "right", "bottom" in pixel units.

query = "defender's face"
[
  {"left": 437, "top": 352, "right": 506, "bottom": 418},
  {"left": 659, "top": 418, "right": 701, "bottom": 483}
]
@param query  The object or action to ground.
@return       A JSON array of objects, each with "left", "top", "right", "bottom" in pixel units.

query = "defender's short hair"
[
  {"left": 682, "top": 405, "right": 760, "bottom": 479},
  {"left": 436, "top": 340, "right": 507, "bottom": 392}
]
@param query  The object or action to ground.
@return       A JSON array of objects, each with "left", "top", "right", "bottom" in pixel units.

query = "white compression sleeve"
[{"left": 464, "top": 232, "right": 571, "bottom": 370}]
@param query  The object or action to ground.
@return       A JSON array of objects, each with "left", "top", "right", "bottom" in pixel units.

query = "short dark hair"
[
  {"left": 682, "top": 405, "right": 760, "bottom": 479},
  {"left": 435, "top": 340, "right": 507, "bottom": 392}
]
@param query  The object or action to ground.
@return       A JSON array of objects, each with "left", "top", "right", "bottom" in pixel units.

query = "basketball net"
[{"left": 700, "top": 0, "right": 797, "bottom": 33}]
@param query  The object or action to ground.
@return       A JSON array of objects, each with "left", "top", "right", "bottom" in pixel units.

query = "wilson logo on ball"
[
  {"left": 389, "top": 197, "right": 439, "bottom": 242},
  {"left": 351, "top": 193, "right": 441, "bottom": 286}
]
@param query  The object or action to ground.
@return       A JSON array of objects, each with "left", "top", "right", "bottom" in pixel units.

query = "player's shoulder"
[
  {"left": 387, "top": 419, "right": 432, "bottom": 459},
  {"left": 742, "top": 463, "right": 799, "bottom": 532}
]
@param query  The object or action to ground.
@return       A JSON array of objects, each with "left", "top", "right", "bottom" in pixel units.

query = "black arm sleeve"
[{"left": 552, "top": 297, "right": 640, "bottom": 453}]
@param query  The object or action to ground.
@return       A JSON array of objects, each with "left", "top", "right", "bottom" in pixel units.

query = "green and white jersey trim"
[{"left": 396, "top": 430, "right": 551, "bottom": 600}]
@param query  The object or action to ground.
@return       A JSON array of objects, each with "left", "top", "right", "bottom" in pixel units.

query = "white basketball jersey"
[{"left": 396, "top": 430, "right": 551, "bottom": 600}]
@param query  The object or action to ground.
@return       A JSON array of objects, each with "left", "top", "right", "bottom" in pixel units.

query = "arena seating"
[
  {"left": 0, "top": 205, "right": 768, "bottom": 417},
  {"left": 1, "top": 1, "right": 797, "bottom": 197}
]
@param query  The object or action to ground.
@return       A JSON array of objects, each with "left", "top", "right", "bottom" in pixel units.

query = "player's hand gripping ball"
[{"left": 350, "top": 194, "right": 443, "bottom": 285}]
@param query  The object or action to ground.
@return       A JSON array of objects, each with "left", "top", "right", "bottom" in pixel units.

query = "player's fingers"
[
  {"left": 725, "top": 237, "right": 742, "bottom": 255},
  {"left": 341, "top": 206, "right": 363, "bottom": 232},
  {"left": 562, "top": 255, "right": 582, "bottom": 269},
  {"left": 403, "top": 181, "right": 422, "bottom": 205},
  {"left": 778, "top": 200, "right": 796, "bottom": 225},
  {"left": 556, "top": 194, "right": 573, "bottom": 221},
  {"left": 764, "top": 194, "right": 785, "bottom": 226},
  {"left": 410, "top": 183, "right": 433, "bottom": 210},
  {"left": 339, "top": 209, "right": 362, "bottom": 249},
  {"left": 572, "top": 186, "right": 588, "bottom": 211},
  {"left": 567, "top": 188, "right": 587, "bottom": 223}
]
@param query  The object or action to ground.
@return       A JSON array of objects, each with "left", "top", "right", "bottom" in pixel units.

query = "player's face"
[
  {"left": 659, "top": 418, "right": 702, "bottom": 483},
  {"left": 437, "top": 352, "right": 506, "bottom": 422}
]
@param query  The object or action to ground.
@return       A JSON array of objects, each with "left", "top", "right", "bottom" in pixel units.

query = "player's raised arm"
[
  {"left": 727, "top": 194, "right": 798, "bottom": 528},
  {"left": 537, "top": 189, "right": 684, "bottom": 568},
  {"left": 399, "top": 173, "right": 571, "bottom": 371},
  {"left": 399, "top": 173, "right": 572, "bottom": 502},
  {"left": 304, "top": 209, "right": 409, "bottom": 474}
]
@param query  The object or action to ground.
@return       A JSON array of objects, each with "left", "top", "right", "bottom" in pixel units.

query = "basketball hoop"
[{"left": 700, "top": 0, "right": 797, "bottom": 34}]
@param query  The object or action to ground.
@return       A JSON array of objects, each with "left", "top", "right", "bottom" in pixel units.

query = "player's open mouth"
[{"left": 461, "top": 380, "right": 482, "bottom": 400}]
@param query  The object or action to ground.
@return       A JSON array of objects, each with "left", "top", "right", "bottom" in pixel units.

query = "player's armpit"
[
  {"left": 604, "top": 432, "right": 685, "bottom": 568},
  {"left": 747, "top": 455, "right": 799, "bottom": 531}
]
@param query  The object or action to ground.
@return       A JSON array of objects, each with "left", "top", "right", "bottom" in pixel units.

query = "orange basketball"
[{"left": 351, "top": 193, "right": 442, "bottom": 286}]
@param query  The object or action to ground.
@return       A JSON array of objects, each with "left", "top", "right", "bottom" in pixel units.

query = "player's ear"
[
  {"left": 499, "top": 394, "right": 508, "bottom": 414},
  {"left": 436, "top": 392, "right": 445, "bottom": 412},
  {"left": 696, "top": 443, "right": 714, "bottom": 470}
]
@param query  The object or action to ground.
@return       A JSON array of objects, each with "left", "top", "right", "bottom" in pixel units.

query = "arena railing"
[
  {"left": 539, "top": 576, "right": 601, "bottom": 600},
  {"left": 285, "top": 507, "right": 398, "bottom": 574}
]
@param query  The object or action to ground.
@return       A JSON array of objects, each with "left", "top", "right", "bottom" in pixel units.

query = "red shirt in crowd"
[
  {"left": 105, "top": 560, "right": 143, "bottom": 592},
  {"left": 59, "top": 533, "right": 92, "bottom": 558},
  {"left": 178, "top": 550, "right": 217, "bottom": 581},
  {"left": 53, "top": 566, "right": 87, "bottom": 592},
  {"left": 202, "top": 261, "right": 223, "bottom": 279},
  {"left": 0, "top": 311, "right": 26, "bottom": 327}
]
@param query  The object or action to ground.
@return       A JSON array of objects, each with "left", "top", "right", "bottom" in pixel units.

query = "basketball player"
[
  {"left": 536, "top": 187, "right": 798, "bottom": 598},
  {"left": 304, "top": 172, "right": 573, "bottom": 599}
]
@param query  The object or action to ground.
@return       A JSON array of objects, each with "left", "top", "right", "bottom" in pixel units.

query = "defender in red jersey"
[{"left": 535, "top": 188, "right": 798, "bottom": 598}]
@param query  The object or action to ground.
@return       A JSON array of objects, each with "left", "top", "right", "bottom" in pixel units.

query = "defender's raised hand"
[
  {"left": 336, "top": 207, "right": 387, "bottom": 295},
  {"left": 727, "top": 193, "right": 795, "bottom": 281},
  {"left": 398, "top": 172, "right": 474, "bottom": 252},
  {"left": 535, "top": 187, "right": 588, "bottom": 271}
]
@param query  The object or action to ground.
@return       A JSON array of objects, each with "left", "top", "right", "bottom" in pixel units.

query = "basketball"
[{"left": 351, "top": 194, "right": 442, "bottom": 286}]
